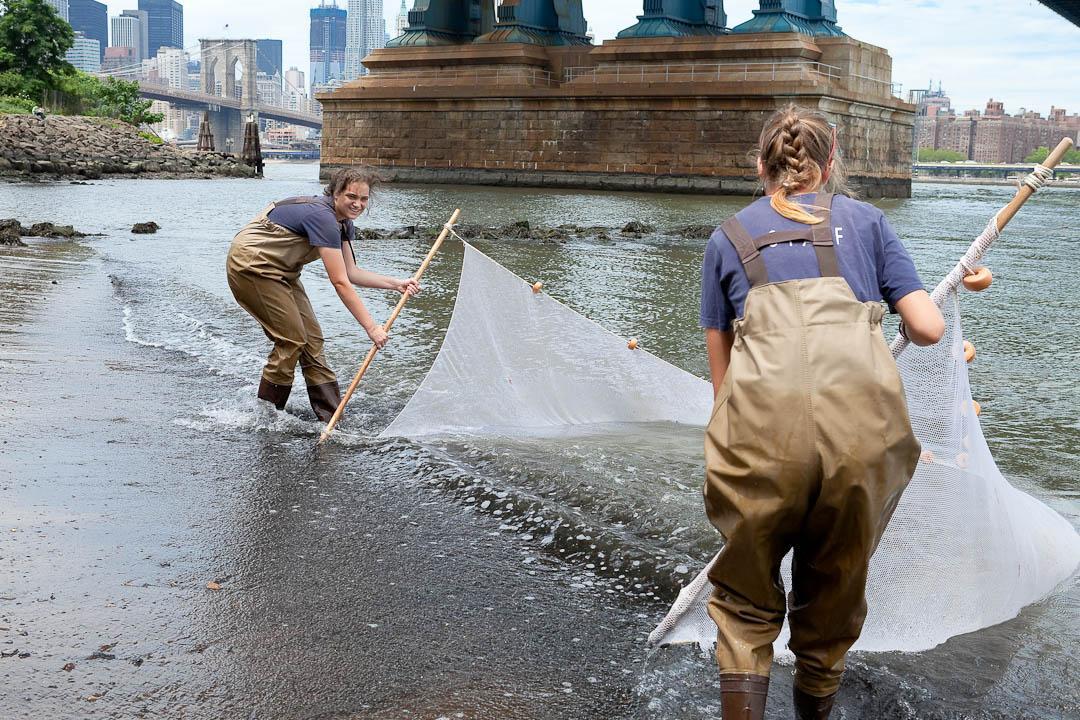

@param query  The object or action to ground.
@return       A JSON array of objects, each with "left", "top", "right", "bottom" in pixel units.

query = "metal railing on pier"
[
  {"left": 363, "top": 67, "right": 557, "bottom": 88},
  {"left": 562, "top": 60, "right": 843, "bottom": 85}
]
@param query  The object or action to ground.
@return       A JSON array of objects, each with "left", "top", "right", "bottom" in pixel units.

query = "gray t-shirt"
[
  {"left": 700, "top": 194, "right": 924, "bottom": 331},
  {"left": 267, "top": 195, "right": 356, "bottom": 250}
]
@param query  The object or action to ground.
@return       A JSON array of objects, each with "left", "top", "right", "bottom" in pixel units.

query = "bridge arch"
[{"left": 200, "top": 39, "right": 258, "bottom": 107}]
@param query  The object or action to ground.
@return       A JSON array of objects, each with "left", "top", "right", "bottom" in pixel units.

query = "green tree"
[
  {"left": 1025, "top": 146, "right": 1080, "bottom": 164},
  {"left": 94, "top": 76, "right": 164, "bottom": 125},
  {"left": 0, "top": 0, "right": 74, "bottom": 90},
  {"left": 1024, "top": 147, "right": 1049, "bottom": 163}
]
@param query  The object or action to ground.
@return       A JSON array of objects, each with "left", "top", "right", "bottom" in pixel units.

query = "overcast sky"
[{"left": 103, "top": 0, "right": 1079, "bottom": 114}]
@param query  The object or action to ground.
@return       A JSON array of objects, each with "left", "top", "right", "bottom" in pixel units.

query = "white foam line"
[{"left": 0, "top": 257, "right": 90, "bottom": 268}]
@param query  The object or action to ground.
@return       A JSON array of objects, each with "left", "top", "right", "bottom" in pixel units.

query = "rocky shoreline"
[
  {"left": 1, "top": 217, "right": 716, "bottom": 247},
  {"left": 362, "top": 219, "right": 717, "bottom": 243},
  {"left": 0, "top": 114, "right": 256, "bottom": 181}
]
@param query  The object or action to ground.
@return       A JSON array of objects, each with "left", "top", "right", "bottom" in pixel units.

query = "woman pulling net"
[
  {"left": 696, "top": 105, "right": 943, "bottom": 719},
  {"left": 226, "top": 168, "right": 419, "bottom": 422}
]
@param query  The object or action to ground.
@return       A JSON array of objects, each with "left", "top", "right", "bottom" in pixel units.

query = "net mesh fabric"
[
  {"left": 381, "top": 243, "right": 712, "bottom": 438},
  {"left": 649, "top": 288, "right": 1080, "bottom": 652},
  {"left": 382, "top": 240, "right": 1080, "bottom": 653}
]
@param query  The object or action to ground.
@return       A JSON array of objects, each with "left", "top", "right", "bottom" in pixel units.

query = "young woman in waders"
[
  {"left": 226, "top": 167, "right": 419, "bottom": 422},
  {"left": 700, "top": 105, "right": 945, "bottom": 720}
]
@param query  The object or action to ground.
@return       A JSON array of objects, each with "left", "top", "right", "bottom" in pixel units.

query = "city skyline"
[{"left": 92, "top": 1, "right": 1079, "bottom": 114}]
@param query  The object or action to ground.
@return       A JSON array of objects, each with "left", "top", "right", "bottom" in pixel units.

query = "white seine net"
[
  {"left": 381, "top": 240, "right": 1080, "bottom": 653},
  {"left": 648, "top": 287, "right": 1080, "bottom": 653},
  {"left": 381, "top": 242, "right": 713, "bottom": 438}
]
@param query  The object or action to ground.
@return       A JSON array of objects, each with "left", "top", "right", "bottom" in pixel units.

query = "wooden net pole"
[{"left": 318, "top": 208, "right": 462, "bottom": 444}]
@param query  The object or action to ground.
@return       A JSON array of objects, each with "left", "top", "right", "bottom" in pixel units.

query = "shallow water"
[{"left": 1, "top": 163, "right": 1077, "bottom": 718}]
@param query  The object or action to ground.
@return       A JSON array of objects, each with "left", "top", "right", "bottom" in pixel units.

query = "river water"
[{"left": 1, "top": 162, "right": 1077, "bottom": 719}]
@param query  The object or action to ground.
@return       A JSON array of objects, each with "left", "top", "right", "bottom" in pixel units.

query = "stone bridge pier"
[{"left": 204, "top": 106, "right": 259, "bottom": 157}]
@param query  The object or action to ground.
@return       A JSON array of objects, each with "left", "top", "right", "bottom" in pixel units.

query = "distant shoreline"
[{"left": 914, "top": 176, "right": 1080, "bottom": 188}]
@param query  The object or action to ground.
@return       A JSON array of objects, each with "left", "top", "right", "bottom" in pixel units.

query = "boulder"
[
  {"left": 0, "top": 219, "right": 26, "bottom": 246},
  {"left": 621, "top": 220, "right": 655, "bottom": 234},
  {"left": 673, "top": 224, "right": 718, "bottom": 239},
  {"left": 131, "top": 221, "right": 160, "bottom": 234},
  {"left": 26, "top": 222, "right": 84, "bottom": 238}
]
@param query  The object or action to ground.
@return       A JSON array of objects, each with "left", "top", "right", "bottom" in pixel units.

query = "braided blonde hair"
[{"left": 758, "top": 105, "right": 851, "bottom": 225}]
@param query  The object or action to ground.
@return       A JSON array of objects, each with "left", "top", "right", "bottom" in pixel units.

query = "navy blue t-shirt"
[
  {"left": 267, "top": 195, "right": 356, "bottom": 250},
  {"left": 700, "top": 194, "right": 924, "bottom": 331}
]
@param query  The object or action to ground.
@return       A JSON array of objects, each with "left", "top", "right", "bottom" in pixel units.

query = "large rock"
[
  {"left": 131, "top": 222, "right": 160, "bottom": 234},
  {"left": 26, "top": 222, "right": 84, "bottom": 238},
  {"left": 0, "top": 218, "right": 26, "bottom": 246}
]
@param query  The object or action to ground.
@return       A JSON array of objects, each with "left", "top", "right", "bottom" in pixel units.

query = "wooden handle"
[
  {"left": 318, "top": 208, "right": 462, "bottom": 444},
  {"left": 996, "top": 137, "right": 1073, "bottom": 231}
]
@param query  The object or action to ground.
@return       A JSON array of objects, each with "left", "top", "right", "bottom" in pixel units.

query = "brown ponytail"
[{"left": 757, "top": 105, "right": 851, "bottom": 225}]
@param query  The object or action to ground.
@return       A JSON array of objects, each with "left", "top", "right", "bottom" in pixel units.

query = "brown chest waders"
[
  {"left": 704, "top": 194, "right": 921, "bottom": 717},
  {"left": 226, "top": 198, "right": 343, "bottom": 422}
]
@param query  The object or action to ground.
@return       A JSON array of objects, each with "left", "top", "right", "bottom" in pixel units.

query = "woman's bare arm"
[
  {"left": 705, "top": 328, "right": 735, "bottom": 398},
  {"left": 894, "top": 290, "right": 945, "bottom": 346}
]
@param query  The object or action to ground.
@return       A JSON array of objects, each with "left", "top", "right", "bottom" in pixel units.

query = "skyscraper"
[
  {"left": 137, "top": 0, "right": 183, "bottom": 59},
  {"left": 45, "top": 0, "right": 69, "bottom": 22},
  {"left": 69, "top": 0, "right": 107, "bottom": 63},
  {"left": 111, "top": 14, "right": 143, "bottom": 61},
  {"left": 344, "top": 0, "right": 385, "bottom": 81},
  {"left": 121, "top": 9, "right": 150, "bottom": 61},
  {"left": 394, "top": 0, "right": 409, "bottom": 39},
  {"left": 256, "top": 39, "right": 284, "bottom": 86},
  {"left": 310, "top": 2, "right": 347, "bottom": 91},
  {"left": 65, "top": 31, "right": 100, "bottom": 72}
]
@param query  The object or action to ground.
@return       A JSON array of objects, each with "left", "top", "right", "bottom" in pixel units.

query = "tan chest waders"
[
  {"left": 226, "top": 198, "right": 343, "bottom": 421},
  {"left": 704, "top": 194, "right": 921, "bottom": 708}
]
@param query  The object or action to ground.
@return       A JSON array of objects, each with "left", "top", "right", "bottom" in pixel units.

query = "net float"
[
  {"left": 972, "top": 400, "right": 982, "bottom": 417},
  {"left": 920, "top": 449, "right": 935, "bottom": 463},
  {"left": 963, "top": 340, "right": 976, "bottom": 363},
  {"left": 532, "top": 282, "right": 543, "bottom": 293},
  {"left": 627, "top": 339, "right": 638, "bottom": 350},
  {"left": 962, "top": 267, "right": 993, "bottom": 291}
]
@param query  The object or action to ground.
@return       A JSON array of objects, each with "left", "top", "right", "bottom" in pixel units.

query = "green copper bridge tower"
[
  {"left": 386, "top": 0, "right": 496, "bottom": 46},
  {"left": 617, "top": 1, "right": 727, "bottom": 38},
  {"left": 474, "top": 0, "right": 590, "bottom": 45},
  {"left": 390, "top": 1, "right": 590, "bottom": 47},
  {"left": 733, "top": 0, "right": 844, "bottom": 36}
]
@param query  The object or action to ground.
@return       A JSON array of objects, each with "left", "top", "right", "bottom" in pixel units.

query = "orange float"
[
  {"left": 972, "top": 400, "right": 982, "bottom": 417},
  {"left": 963, "top": 340, "right": 976, "bottom": 363},
  {"left": 920, "top": 449, "right": 935, "bottom": 463},
  {"left": 532, "top": 282, "right": 543, "bottom": 294},
  {"left": 962, "top": 267, "right": 993, "bottom": 291},
  {"left": 627, "top": 339, "right": 639, "bottom": 350}
]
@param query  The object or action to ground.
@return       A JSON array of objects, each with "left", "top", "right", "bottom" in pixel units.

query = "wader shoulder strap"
[
  {"left": 721, "top": 216, "right": 769, "bottom": 287},
  {"left": 273, "top": 195, "right": 321, "bottom": 208},
  {"left": 811, "top": 193, "right": 840, "bottom": 278}
]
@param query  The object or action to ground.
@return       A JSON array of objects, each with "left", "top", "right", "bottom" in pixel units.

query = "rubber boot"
[
  {"left": 793, "top": 685, "right": 836, "bottom": 720},
  {"left": 258, "top": 377, "right": 291, "bottom": 410},
  {"left": 719, "top": 673, "right": 769, "bottom": 720},
  {"left": 307, "top": 381, "right": 342, "bottom": 423}
]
